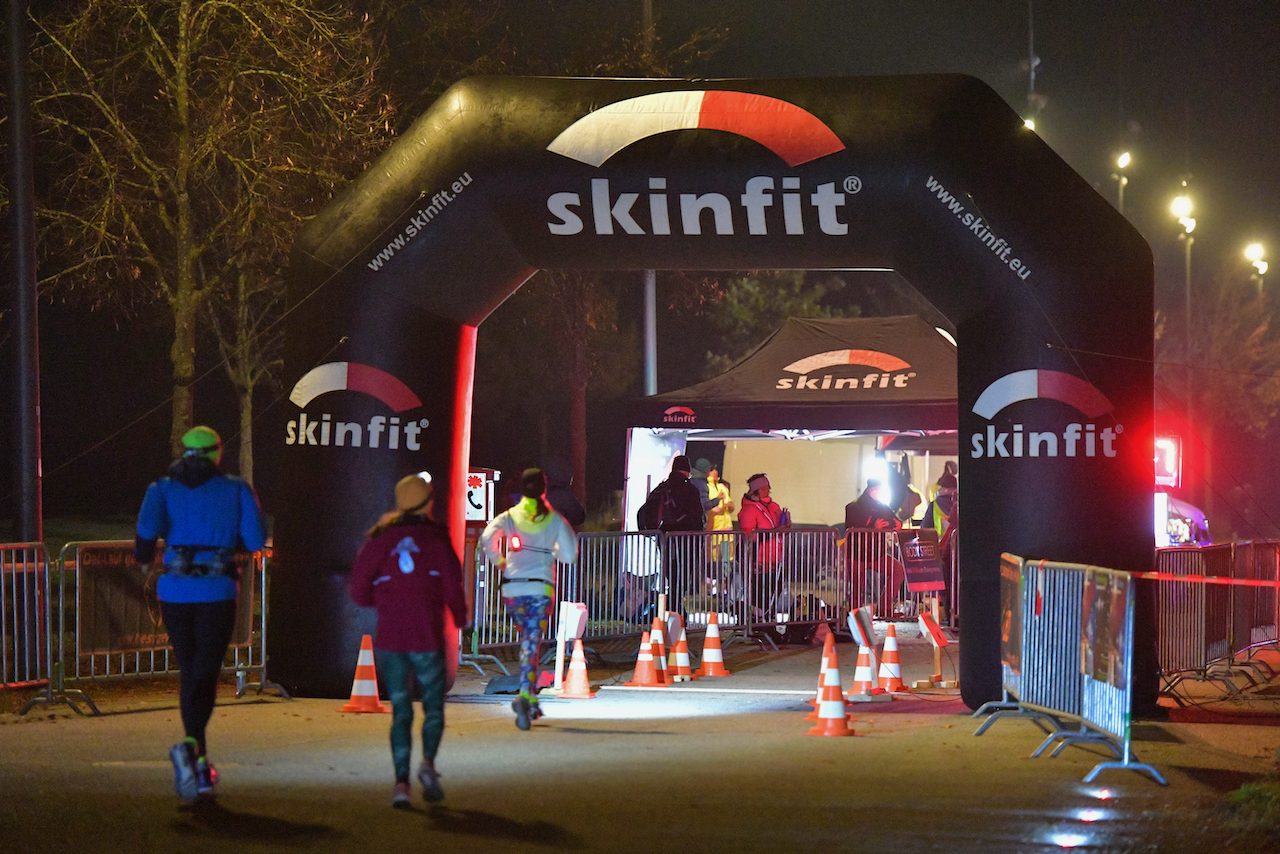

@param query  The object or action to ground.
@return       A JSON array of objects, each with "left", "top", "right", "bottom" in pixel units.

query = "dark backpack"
[{"left": 637, "top": 481, "right": 676, "bottom": 531}]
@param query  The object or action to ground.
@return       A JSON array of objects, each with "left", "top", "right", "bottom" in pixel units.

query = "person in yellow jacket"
[{"left": 480, "top": 468, "right": 578, "bottom": 730}]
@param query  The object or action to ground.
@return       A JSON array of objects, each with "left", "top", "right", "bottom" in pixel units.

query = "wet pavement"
[{"left": 1, "top": 627, "right": 1277, "bottom": 853}]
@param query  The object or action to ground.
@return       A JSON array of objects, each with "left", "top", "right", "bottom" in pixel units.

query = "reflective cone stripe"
[
  {"left": 695, "top": 612, "right": 731, "bottom": 677},
  {"left": 340, "top": 635, "right": 389, "bottom": 713},
  {"left": 878, "top": 624, "right": 908, "bottom": 693},
  {"left": 650, "top": 618, "right": 669, "bottom": 684},
  {"left": 848, "top": 644, "right": 879, "bottom": 696},
  {"left": 670, "top": 628, "right": 697, "bottom": 681},
  {"left": 624, "top": 632, "right": 662, "bottom": 687},
  {"left": 667, "top": 613, "right": 685, "bottom": 670},
  {"left": 560, "top": 638, "right": 596, "bottom": 698},
  {"left": 806, "top": 642, "right": 855, "bottom": 736},
  {"left": 807, "top": 632, "right": 835, "bottom": 719}
]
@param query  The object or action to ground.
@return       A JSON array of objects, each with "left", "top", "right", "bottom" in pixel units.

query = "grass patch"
[{"left": 1227, "top": 779, "right": 1280, "bottom": 830}]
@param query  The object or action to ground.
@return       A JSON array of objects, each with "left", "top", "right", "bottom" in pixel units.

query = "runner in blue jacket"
[{"left": 135, "top": 426, "right": 267, "bottom": 803}]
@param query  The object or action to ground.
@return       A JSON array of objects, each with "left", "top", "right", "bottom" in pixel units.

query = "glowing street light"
[
  {"left": 1172, "top": 194, "right": 1197, "bottom": 409},
  {"left": 1245, "top": 242, "right": 1267, "bottom": 293},
  {"left": 1111, "top": 151, "right": 1131, "bottom": 214}
]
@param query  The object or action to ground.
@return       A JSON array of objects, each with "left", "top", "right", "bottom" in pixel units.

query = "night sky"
[
  {"left": 6, "top": 1, "right": 1279, "bottom": 528},
  {"left": 654, "top": 0, "right": 1280, "bottom": 291}
]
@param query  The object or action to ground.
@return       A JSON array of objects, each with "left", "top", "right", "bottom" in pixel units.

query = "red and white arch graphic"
[
  {"left": 782, "top": 349, "right": 911, "bottom": 375},
  {"left": 547, "top": 91, "right": 845, "bottom": 168},
  {"left": 972, "top": 370, "right": 1112, "bottom": 419},
  {"left": 289, "top": 362, "right": 422, "bottom": 412}
]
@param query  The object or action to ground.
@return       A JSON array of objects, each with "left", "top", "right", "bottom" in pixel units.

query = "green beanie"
[{"left": 181, "top": 426, "right": 222, "bottom": 460}]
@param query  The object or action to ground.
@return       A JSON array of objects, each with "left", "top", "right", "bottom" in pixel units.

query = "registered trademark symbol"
[
  {"left": 1115, "top": 424, "right": 1123, "bottom": 433},
  {"left": 843, "top": 176, "right": 862, "bottom": 193},
  {"left": 420, "top": 418, "right": 430, "bottom": 427}
]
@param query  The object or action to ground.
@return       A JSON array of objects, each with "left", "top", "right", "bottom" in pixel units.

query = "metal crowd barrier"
[
  {"left": 1154, "top": 543, "right": 1279, "bottom": 699},
  {"left": 973, "top": 555, "right": 1165, "bottom": 785},
  {"left": 974, "top": 556, "right": 1084, "bottom": 740},
  {"left": 845, "top": 529, "right": 958, "bottom": 625},
  {"left": 2, "top": 543, "right": 51, "bottom": 694},
  {"left": 467, "top": 527, "right": 955, "bottom": 656},
  {"left": 16, "top": 541, "right": 284, "bottom": 715}
]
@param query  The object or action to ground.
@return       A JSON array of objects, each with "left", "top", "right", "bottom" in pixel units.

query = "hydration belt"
[{"left": 166, "top": 546, "right": 238, "bottom": 578}]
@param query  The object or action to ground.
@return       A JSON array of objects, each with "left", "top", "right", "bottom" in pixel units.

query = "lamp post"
[
  {"left": 1171, "top": 195, "right": 1196, "bottom": 347},
  {"left": 1111, "top": 151, "right": 1130, "bottom": 215},
  {"left": 1245, "top": 242, "right": 1268, "bottom": 295}
]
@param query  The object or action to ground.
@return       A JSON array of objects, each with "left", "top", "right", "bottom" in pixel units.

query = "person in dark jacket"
[
  {"left": 135, "top": 426, "right": 267, "bottom": 803},
  {"left": 543, "top": 457, "right": 587, "bottom": 529},
  {"left": 647, "top": 456, "right": 706, "bottom": 609},
  {"left": 690, "top": 458, "right": 723, "bottom": 516},
  {"left": 350, "top": 472, "right": 469, "bottom": 807},
  {"left": 844, "top": 478, "right": 906, "bottom": 615},
  {"left": 651, "top": 455, "right": 706, "bottom": 533},
  {"left": 845, "top": 479, "right": 902, "bottom": 531}
]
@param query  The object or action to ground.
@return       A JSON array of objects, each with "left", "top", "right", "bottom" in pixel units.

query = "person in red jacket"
[
  {"left": 737, "top": 473, "right": 791, "bottom": 620},
  {"left": 350, "top": 472, "right": 469, "bottom": 808}
]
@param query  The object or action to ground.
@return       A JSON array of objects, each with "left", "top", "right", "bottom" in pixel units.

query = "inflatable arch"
[{"left": 276, "top": 75, "right": 1154, "bottom": 709}]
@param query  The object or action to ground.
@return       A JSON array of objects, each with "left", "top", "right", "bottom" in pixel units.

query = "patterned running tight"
[{"left": 502, "top": 594, "right": 553, "bottom": 706}]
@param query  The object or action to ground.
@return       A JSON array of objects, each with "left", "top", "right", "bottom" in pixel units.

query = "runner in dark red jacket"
[{"left": 350, "top": 473, "right": 469, "bottom": 807}]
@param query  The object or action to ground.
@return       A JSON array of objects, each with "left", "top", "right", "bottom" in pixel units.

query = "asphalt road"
[{"left": 2, "top": 634, "right": 1277, "bottom": 854}]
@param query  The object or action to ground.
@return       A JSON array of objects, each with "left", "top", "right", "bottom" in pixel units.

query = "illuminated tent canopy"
[{"left": 630, "top": 315, "right": 958, "bottom": 431}]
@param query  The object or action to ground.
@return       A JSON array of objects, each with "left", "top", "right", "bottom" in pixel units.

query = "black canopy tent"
[{"left": 629, "top": 315, "right": 958, "bottom": 431}]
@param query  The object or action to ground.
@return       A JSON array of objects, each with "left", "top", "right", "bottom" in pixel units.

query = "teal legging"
[
  {"left": 375, "top": 650, "right": 446, "bottom": 783},
  {"left": 502, "top": 594, "right": 553, "bottom": 706}
]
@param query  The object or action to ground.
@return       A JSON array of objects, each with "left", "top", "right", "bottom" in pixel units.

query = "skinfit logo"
[
  {"left": 663, "top": 406, "right": 696, "bottom": 425},
  {"left": 285, "top": 362, "right": 428, "bottom": 450},
  {"left": 546, "top": 90, "right": 854, "bottom": 238},
  {"left": 970, "top": 369, "right": 1120, "bottom": 459},
  {"left": 775, "top": 349, "right": 916, "bottom": 391}
]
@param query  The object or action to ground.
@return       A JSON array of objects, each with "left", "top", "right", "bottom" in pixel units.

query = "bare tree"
[
  {"left": 1155, "top": 265, "right": 1280, "bottom": 528},
  {"left": 29, "top": 0, "right": 391, "bottom": 458}
]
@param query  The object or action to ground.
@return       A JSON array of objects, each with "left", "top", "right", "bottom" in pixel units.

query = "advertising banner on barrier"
[
  {"left": 900, "top": 528, "right": 947, "bottom": 593},
  {"left": 78, "top": 546, "right": 254, "bottom": 654},
  {"left": 999, "top": 554, "right": 1022, "bottom": 673},
  {"left": 1081, "top": 568, "right": 1130, "bottom": 689}
]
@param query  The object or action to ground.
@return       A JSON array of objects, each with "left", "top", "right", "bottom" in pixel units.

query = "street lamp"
[
  {"left": 1171, "top": 195, "right": 1195, "bottom": 326},
  {"left": 1171, "top": 194, "right": 1196, "bottom": 417},
  {"left": 1245, "top": 242, "right": 1268, "bottom": 294},
  {"left": 1111, "top": 151, "right": 1130, "bottom": 215}
]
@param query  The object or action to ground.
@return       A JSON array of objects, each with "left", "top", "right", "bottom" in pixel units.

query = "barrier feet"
[
  {"left": 1033, "top": 723, "right": 1121, "bottom": 760},
  {"left": 1084, "top": 756, "right": 1168, "bottom": 786},
  {"left": 973, "top": 705, "right": 1061, "bottom": 737},
  {"left": 18, "top": 665, "right": 101, "bottom": 717}
]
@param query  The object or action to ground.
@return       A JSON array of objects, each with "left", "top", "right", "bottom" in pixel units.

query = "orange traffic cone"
[
  {"left": 878, "top": 624, "right": 909, "bottom": 693},
  {"left": 559, "top": 638, "right": 596, "bottom": 698},
  {"left": 624, "top": 632, "right": 663, "bottom": 687},
  {"left": 669, "top": 627, "right": 697, "bottom": 682},
  {"left": 340, "top": 635, "right": 389, "bottom": 713},
  {"left": 847, "top": 643, "right": 881, "bottom": 696},
  {"left": 806, "top": 641, "right": 856, "bottom": 737},
  {"left": 649, "top": 617, "right": 669, "bottom": 684},
  {"left": 695, "top": 612, "right": 731, "bottom": 677},
  {"left": 807, "top": 632, "right": 835, "bottom": 720}
]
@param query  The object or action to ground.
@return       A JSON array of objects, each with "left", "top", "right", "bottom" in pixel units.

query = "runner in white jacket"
[{"left": 480, "top": 468, "right": 578, "bottom": 730}]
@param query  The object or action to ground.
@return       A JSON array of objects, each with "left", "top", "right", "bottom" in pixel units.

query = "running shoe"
[
  {"left": 196, "top": 758, "right": 218, "bottom": 796},
  {"left": 169, "top": 739, "right": 199, "bottom": 802},
  {"left": 529, "top": 704, "right": 545, "bottom": 722},
  {"left": 512, "top": 696, "right": 531, "bottom": 731},
  {"left": 392, "top": 782, "right": 412, "bottom": 809},
  {"left": 418, "top": 762, "right": 445, "bottom": 802}
]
